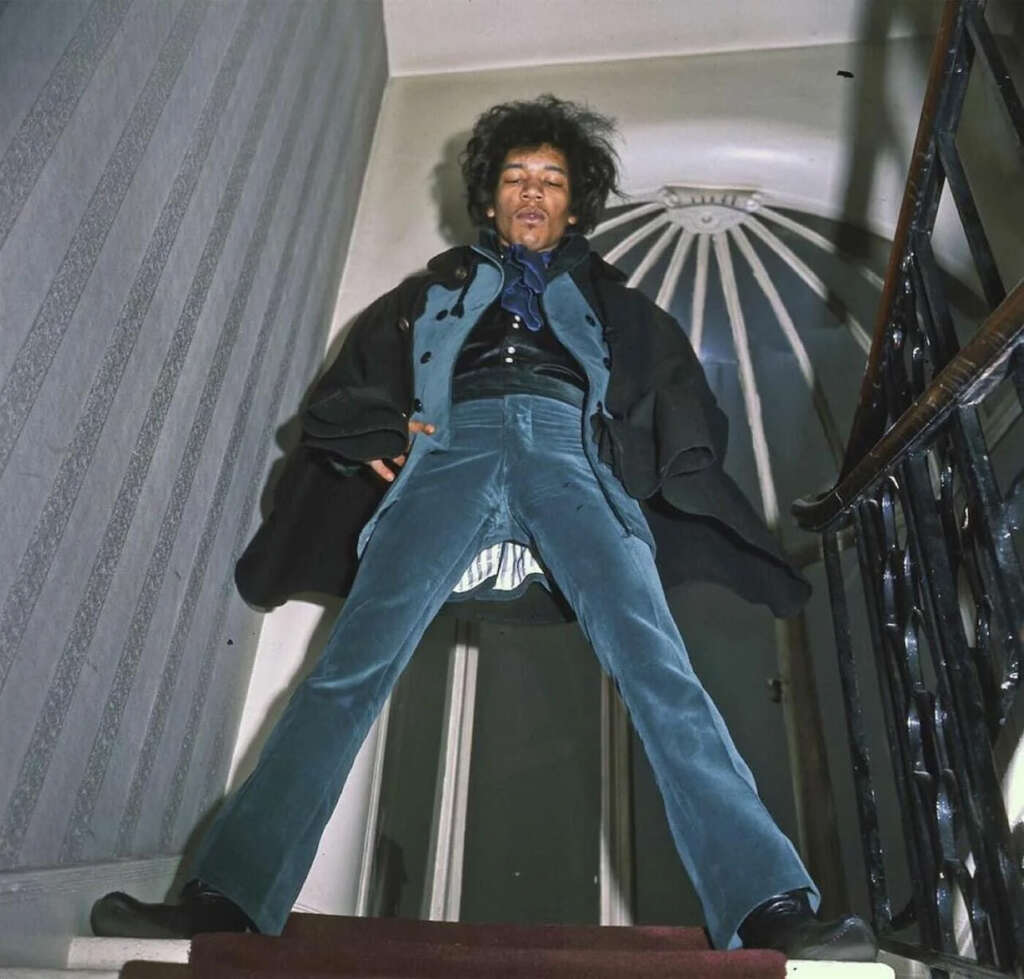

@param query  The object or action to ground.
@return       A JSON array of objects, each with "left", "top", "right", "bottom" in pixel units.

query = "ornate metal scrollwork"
[{"left": 800, "top": 2, "right": 1024, "bottom": 972}]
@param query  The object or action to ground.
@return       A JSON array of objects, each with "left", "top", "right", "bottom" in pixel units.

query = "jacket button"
[
  {"left": 585, "top": 314, "right": 596, "bottom": 325},
  {"left": 413, "top": 398, "right": 424, "bottom": 412},
  {"left": 454, "top": 266, "right": 468, "bottom": 281},
  {"left": 603, "top": 356, "right": 612, "bottom": 368},
  {"left": 420, "top": 351, "right": 432, "bottom": 363},
  {"left": 397, "top": 316, "right": 410, "bottom": 333}
]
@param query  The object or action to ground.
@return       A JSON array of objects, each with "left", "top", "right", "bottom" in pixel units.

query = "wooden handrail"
[
  {"left": 793, "top": 280, "right": 1024, "bottom": 531},
  {"left": 839, "top": 0, "right": 960, "bottom": 478}
]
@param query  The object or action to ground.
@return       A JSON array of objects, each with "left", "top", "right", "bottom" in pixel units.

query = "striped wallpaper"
[{"left": 0, "top": 0, "right": 387, "bottom": 869}]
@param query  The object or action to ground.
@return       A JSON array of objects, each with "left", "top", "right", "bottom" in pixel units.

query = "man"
[{"left": 93, "top": 96, "right": 875, "bottom": 961}]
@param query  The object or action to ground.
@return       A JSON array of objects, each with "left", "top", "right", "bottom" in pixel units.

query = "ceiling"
[{"left": 382, "top": 0, "right": 945, "bottom": 77}]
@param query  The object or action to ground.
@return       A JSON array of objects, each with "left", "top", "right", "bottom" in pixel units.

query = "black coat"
[{"left": 236, "top": 245, "right": 811, "bottom": 624}]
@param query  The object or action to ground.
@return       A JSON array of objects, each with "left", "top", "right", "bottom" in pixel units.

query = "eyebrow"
[{"left": 501, "top": 162, "right": 567, "bottom": 175}]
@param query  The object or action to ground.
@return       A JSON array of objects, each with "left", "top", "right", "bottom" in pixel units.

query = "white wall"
[
  {"left": 383, "top": 0, "right": 941, "bottom": 76},
  {"left": 338, "top": 35, "right": 941, "bottom": 318}
]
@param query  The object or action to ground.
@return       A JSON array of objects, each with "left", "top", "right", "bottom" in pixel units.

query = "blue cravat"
[{"left": 500, "top": 244, "right": 552, "bottom": 332}]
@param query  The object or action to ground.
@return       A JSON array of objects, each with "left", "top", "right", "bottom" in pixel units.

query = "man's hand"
[{"left": 366, "top": 419, "right": 436, "bottom": 482}]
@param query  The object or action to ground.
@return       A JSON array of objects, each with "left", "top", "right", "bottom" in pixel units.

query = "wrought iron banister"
[
  {"left": 791, "top": 0, "right": 1024, "bottom": 973},
  {"left": 793, "top": 281, "right": 1024, "bottom": 530}
]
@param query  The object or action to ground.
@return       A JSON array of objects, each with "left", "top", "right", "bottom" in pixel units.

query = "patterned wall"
[{"left": 0, "top": 0, "right": 386, "bottom": 869}]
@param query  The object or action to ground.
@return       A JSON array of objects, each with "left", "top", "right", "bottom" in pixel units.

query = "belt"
[{"left": 451, "top": 368, "right": 585, "bottom": 410}]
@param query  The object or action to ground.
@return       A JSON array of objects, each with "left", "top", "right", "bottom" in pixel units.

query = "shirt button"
[
  {"left": 506, "top": 346, "right": 516, "bottom": 354},
  {"left": 603, "top": 356, "right": 612, "bottom": 368},
  {"left": 420, "top": 351, "right": 432, "bottom": 363},
  {"left": 413, "top": 398, "right": 424, "bottom": 412},
  {"left": 512, "top": 321, "right": 521, "bottom": 329},
  {"left": 504, "top": 356, "right": 514, "bottom": 364}
]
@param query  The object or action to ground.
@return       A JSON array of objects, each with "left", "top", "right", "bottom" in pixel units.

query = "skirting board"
[{"left": 0, "top": 855, "right": 180, "bottom": 969}]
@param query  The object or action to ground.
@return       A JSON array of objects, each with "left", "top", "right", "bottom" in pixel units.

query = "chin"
[{"left": 520, "top": 233, "right": 554, "bottom": 250}]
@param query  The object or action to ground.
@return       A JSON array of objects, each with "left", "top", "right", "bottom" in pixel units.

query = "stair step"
[
  {"left": 8, "top": 937, "right": 896, "bottom": 977},
  {"left": 6, "top": 933, "right": 897, "bottom": 979},
  {"left": 2, "top": 962, "right": 895, "bottom": 977},
  {"left": 0, "top": 971, "right": 119, "bottom": 978},
  {"left": 65, "top": 937, "right": 188, "bottom": 970},
  {"left": 2, "top": 963, "right": 895, "bottom": 978},
  {"left": 786, "top": 964, "right": 894, "bottom": 977}
]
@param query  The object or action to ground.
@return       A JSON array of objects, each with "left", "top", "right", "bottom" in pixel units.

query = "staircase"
[
  {"left": 3, "top": 1, "right": 1020, "bottom": 977},
  {"left": 2, "top": 930, "right": 902, "bottom": 979}
]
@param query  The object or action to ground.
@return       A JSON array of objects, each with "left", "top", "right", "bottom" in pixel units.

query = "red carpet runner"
[{"left": 121, "top": 913, "right": 786, "bottom": 978}]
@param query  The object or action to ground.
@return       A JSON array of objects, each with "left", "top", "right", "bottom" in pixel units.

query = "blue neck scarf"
[{"left": 500, "top": 243, "right": 552, "bottom": 332}]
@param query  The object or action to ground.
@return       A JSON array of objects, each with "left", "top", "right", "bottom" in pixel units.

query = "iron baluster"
[
  {"left": 964, "top": 3, "right": 1024, "bottom": 149},
  {"left": 912, "top": 232, "right": 962, "bottom": 371},
  {"left": 948, "top": 408, "right": 1024, "bottom": 730},
  {"left": 900, "top": 452, "right": 1022, "bottom": 969},
  {"left": 855, "top": 493, "right": 940, "bottom": 948},
  {"left": 822, "top": 527, "right": 892, "bottom": 931},
  {"left": 933, "top": 132, "right": 1007, "bottom": 312},
  {"left": 906, "top": 253, "right": 936, "bottom": 401}
]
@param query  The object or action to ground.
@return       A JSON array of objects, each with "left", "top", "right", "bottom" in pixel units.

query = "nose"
[{"left": 519, "top": 175, "right": 542, "bottom": 198}]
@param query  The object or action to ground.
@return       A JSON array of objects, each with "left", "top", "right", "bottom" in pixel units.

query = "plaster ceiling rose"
[
  {"left": 657, "top": 187, "right": 763, "bottom": 234},
  {"left": 591, "top": 185, "right": 884, "bottom": 535}
]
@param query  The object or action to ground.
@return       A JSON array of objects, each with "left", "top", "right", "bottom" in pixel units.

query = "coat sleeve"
[
  {"left": 301, "top": 284, "right": 414, "bottom": 464},
  {"left": 643, "top": 300, "right": 728, "bottom": 474},
  {"left": 600, "top": 289, "right": 729, "bottom": 498}
]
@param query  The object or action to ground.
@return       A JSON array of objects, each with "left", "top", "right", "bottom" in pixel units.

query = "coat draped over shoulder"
[{"left": 236, "top": 245, "right": 811, "bottom": 624}]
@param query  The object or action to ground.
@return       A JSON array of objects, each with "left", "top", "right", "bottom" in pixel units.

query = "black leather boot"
[
  {"left": 90, "top": 879, "right": 256, "bottom": 939},
  {"left": 738, "top": 890, "right": 877, "bottom": 961}
]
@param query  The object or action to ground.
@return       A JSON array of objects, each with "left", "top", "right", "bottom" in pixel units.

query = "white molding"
[
  {"left": 355, "top": 694, "right": 392, "bottom": 916},
  {"left": 423, "top": 621, "right": 479, "bottom": 921},
  {"left": 0, "top": 856, "right": 180, "bottom": 905},
  {"left": 0, "top": 856, "right": 179, "bottom": 969},
  {"left": 65, "top": 936, "right": 188, "bottom": 970},
  {"left": 599, "top": 675, "right": 634, "bottom": 926}
]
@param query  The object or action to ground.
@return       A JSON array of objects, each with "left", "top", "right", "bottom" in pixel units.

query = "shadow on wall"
[
  {"left": 216, "top": 594, "right": 341, "bottom": 792},
  {"left": 433, "top": 130, "right": 476, "bottom": 247},
  {"left": 183, "top": 589, "right": 343, "bottom": 879},
  {"left": 835, "top": 0, "right": 943, "bottom": 260}
]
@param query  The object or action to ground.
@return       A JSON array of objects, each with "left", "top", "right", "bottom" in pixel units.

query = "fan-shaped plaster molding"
[{"left": 591, "top": 185, "right": 886, "bottom": 531}]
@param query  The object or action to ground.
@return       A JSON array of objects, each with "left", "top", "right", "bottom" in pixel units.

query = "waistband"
[{"left": 451, "top": 369, "right": 585, "bottom": 410}]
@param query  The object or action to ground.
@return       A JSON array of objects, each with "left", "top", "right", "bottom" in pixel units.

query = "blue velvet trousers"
[{"left": 191, "top": 395, "right": 815, "bottom": 948}]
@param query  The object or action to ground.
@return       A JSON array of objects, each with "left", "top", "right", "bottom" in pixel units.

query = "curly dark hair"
[{"left": 460, "top": 94, "right": 620, "bottom": 235}]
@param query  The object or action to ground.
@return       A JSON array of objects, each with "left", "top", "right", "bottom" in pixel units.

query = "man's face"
[{"left": 488, "top": 144, "right": 575, "bottom": 252}]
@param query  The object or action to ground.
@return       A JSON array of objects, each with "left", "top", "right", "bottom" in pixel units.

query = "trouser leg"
[
  {"left": 191, "top": 424, "right": 503, "bottom": 934},
  {"left": 510, "top": 397, "right": 816, "bottom": 949}
]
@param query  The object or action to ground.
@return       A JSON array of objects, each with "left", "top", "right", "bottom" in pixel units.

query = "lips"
[{"left": 516, "top": 208, "right": 546, "bottom": 222}]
